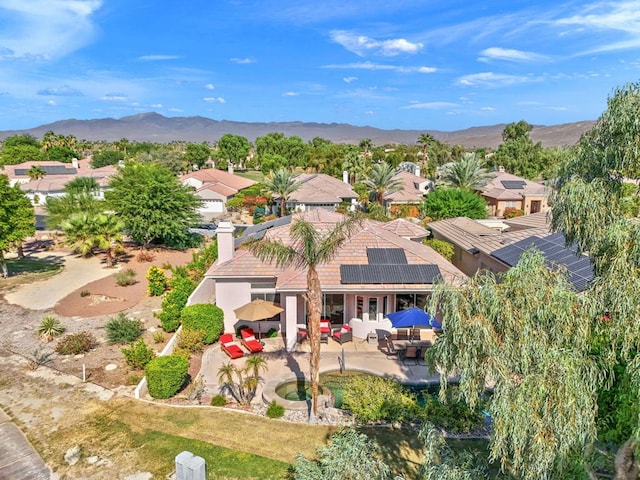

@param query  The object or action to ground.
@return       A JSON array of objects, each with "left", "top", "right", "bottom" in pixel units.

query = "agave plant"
[{"left": 37, "top": 316, "right": 65, "bottom": 342}]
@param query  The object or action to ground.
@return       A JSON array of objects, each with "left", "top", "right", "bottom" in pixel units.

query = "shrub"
[
  {"left": 422, "top": 386, "right": 485, "bottom": 433},
  {"left": 37, "top": 315, "right": 65, "bottom": 342},
  {"left": 422, "top": 238, "right": 455, "bottom": 263},
  {"left": 265, "top": 328, "right": 279, "bottom": 339},
  {"left": 180, "top": 304, "right": 224, "bottom": 344},
  {"left": 153, "top": 331, "right": 165, "bottom": 344},
  {"left": 55, "top": 331, "right": 98, "bottom": 355},
  {"left": 146, "top": 266, "right": 168, "bottom": 296},
  {"left": 136, "top": 250, "right": 155, "bottom": 262},
  {"left": 122, "top": 339, "right": 155, "bottom": 370},
  {"left": 342, "top": 375, "right": 418, "bottom": 423},
  {"left": 266, "top": 400, "right": 285, "bottom": 419},
  {"left": 504, "top": 207, "right": 525, "bottom": 219},
  {"left": 80, "top": 289, "right": 90, "bottom": 297},
  {"left": 145, "top": 355, "right": 189, "bottom": 399},
  {"left": 211, "top": 394, "right": 227, "bottom": 406},
  {"left": 156, "top": 274, "right": 196, "bottom": 332},
  {"left": 172, "top": 347, "right": 192, "bottom": 360},
  {"left": 114, "top": 268, "right": 137, "bottom": 286},
  {"left": 105, "top": 313, "right": 143, "bottom": 344},
  {"left": 177, "top": 328, "right": 205, "bottom": 353}
]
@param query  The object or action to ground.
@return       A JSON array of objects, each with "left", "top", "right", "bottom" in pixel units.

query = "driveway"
[{"left": 4, "top": 251, "right": 119, "bottom": 311}]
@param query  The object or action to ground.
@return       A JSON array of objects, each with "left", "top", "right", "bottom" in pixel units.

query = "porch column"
[{"left": 284, "top": 293, "right": 298, "bottom": 352}]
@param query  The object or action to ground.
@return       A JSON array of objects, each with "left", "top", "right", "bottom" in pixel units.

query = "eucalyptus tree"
[
  {"left": 436, "top": 152, "right": 492, "bottom": 190},
  {"left": 362, "top": 162, "right": 404, "bottom": 205},
  {"left": 261, "top": 168, "right": 299, "bottom": 217},
  {"left": 246, "top": 214, "right": 362, "bottom": 417},
  {"left": 0, "top": 175, "right": 35, "bottom": 277},
  {"left": 216, "top": 133, "right": 250, "bottom": 169}
]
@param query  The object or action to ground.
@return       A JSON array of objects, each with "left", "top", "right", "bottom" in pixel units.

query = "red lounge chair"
[
  {"left": 320, "top": 319, "right": 332, "bottom": 334},
  {"left": 220, "top": 333, "right": 243, "bottom": 359},
  {"left": 241, "top": 328, "right": 264, "bottom": 353},
  {"left": 332, "top": 325, "right": 352, "bottom": 344}
]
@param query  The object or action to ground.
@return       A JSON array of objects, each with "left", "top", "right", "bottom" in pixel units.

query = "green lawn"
[
  {"left": 236, "top": 170, "right": 264, "bottom": 182},
  {"left": 0, "top": 256, "right": 63, "bottom": 290}
]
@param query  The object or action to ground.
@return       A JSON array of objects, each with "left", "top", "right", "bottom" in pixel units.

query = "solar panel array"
[
  {"left": 236, "top": 215, "right": 292, "bottom": 247},
  {"left": 500, "top": 180, "right": 527, "bottom": 190},
  {"left": 340, "top": 264, "right": 441, "bottom": 284},
  {"left": 15, "top": 166, "right": 77, "bottom": 176},
  {"left": 367, "top": 248, "right": 408, "bottom": 264},
  {"left": 491, "top": 232, "right": 594, "bottom": 291}
]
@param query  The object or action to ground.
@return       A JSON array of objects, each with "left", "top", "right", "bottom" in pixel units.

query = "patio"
[{"left": 198, "top": 331, "right": 441, "bottom": 417}]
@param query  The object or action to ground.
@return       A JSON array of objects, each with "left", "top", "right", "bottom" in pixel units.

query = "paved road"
[
  {"left": 4, "top": 251, "right": 118, "bottom": 311},
  {"left": 0, "top": 408, "right": 50, "bottom": 480}
]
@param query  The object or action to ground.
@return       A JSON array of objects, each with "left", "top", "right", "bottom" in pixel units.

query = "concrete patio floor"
[{"left": 199, "top": 334, "right": 441, "bottom": 412}]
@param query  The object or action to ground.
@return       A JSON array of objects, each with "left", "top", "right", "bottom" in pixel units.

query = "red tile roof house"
[
  {"left": 3, "top": 158, "right": 117, "bottom": 205},
  {"left": 180, "top": 168, "right": 257, "bottom": 217},
  {"left": 282, "top": 173, "right": 359, "bottom": 213},
  {"left": 478, "top": 170, "right": 550, "bottom": 217},
  {"left": 383, "top": 170, "right": 433, "bottom": 216},
  {"left": 189, "top": 210, "right": 466, "bottom": 351}
]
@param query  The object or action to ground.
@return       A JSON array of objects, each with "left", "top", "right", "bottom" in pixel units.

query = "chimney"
[
  {"left": 343, "top": 170, "right": 349, "bottom": 184},
  {"left": 415, "top": 166, "right": 421, "bottom": 178},
  {"left": 228, "top": 163, "right": 234, "bottom": 174},
  {"left": 72, "top": 158, "right": 79, "bottom": 169},
  {"left": 216, "top": 221, "right": 235, "bottom": 264}
]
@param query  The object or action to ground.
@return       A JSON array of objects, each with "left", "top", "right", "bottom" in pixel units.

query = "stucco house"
[
  {"left": 383, "top": 170, "right": 433, "bottom": 216},
  {"left": 189, "top": 210, "right": 466, "bottom": 351},
  {"left": 281, "top": 173, "right": 358, "bottom": 213},
  {"left": 479, "top": 170, "right": 550, "bottom": 217},
  {"left": 180, "top": 168, "right": 256, "bottom": 217}
]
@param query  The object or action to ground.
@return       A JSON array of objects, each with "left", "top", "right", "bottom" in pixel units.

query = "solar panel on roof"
[
  {"left": 490, "top": 232, "right": 594, "bottom": 291},
  {"left": 500, "top": 180, "right": 527, "bottom": 189},
  {"left": 15, "top": 166, "right": 77, "bottom": 176},
  {"left": 340, "top": 264, "right": 441, "bottom": 284},
  {"left": 367, "top": 248, "right": 408, "bottom": 264}
]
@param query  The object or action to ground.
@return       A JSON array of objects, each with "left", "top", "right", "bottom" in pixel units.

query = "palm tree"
[
  {"left": 217, "top": 355, "right": 268, "bottom": 405},
  {"left": 262, "top": 168, "right": 300, "bottom": 217},
  {"left": 64, "top": 177, "right": 99, "bottom": 195},
  {"left": 359, "top": 138, "right": 372, "bottom": 158},
  {"left": 62, "top": 213, "right": 124, "bottom": 267},
  {"left": 342, "top": 150, "right": 366, "bottom": 184},
  {"left": 436, "top": 152, "right": 492, "bottom": 190},
  {"left": 246, "top": 214, "right": 363, "bottom": 417},
  {"left": 27, "top": 165, "right": 46, "bottom": 181},
  {"left": 417, "top": 133, "right": 434, "bottom": 166},
  {"left": 363, "top": 163, "right": 404, "bottom": 205}
]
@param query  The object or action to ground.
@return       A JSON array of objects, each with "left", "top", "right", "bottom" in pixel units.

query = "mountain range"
[{"left": 0, "top": 112, "right": 595, "bottom": 149}]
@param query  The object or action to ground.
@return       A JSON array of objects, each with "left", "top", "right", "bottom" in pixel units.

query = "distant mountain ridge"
[{"left": 0, "top": 112, "right": 595, "bottom": 149}]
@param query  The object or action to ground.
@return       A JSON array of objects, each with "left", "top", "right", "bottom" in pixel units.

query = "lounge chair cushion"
[{"left": 320, "top": 320, "right": 332, "bottom": 333}]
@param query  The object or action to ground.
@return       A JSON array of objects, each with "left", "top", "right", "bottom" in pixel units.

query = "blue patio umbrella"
[{"left": 387, "top": 307, "right": 442, "bottom": 329}]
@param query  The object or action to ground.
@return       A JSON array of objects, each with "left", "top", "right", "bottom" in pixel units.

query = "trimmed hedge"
[
  {"left": 156, "top": 275, "right": 196, "bottom": 332},
  {"left": 145, "top": 355, "right": 189, "bottom": 399},
  {"left": 180, "top": 303, "right": 224, "bottom": 344}
]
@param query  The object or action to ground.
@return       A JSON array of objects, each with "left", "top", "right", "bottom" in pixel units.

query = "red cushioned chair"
[
  {"left": 240, "top": 327, "right": 264, "bottom": 353},
  {"left": 320, "top": 319, "right": 332, "bottom": 335},
  {"left": 220, "top": 333, "right": 244, "bottom": 359},
  {"left": 332, "top": 325, "right": 352, "bottom": 344}
]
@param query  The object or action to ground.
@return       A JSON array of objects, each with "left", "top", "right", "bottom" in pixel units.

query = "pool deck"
[{"left": 199, "top": 335, "right": 441, "bottom": 411}]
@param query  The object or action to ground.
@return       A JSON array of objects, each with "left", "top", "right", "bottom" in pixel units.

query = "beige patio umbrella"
[{"left": 234, "top": 299, "right": 284, "bottom": 339}]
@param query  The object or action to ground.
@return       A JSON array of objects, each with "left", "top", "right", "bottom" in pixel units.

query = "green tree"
[
  {"left": 183, "top": 142, "right": 211, "bottom": 170},
  {"left": 489, "top": 120, "right": 548, "bottom": 179},
  {"left": 2, "top": 134, "right": 40, "bottom": 148},
  {"left": 216, "top": 134, "right": 250, "bottom": 168},
  {"left": 261, "top": 168, "right": 299, "bottom": 217},
  {"left": 246, "top": 214, "right": 362, "bottom": 417},
  {"left": 106, "top": 162, "right": 201, "bottom": 249},
  {"left": 422, "top": 238, "right": 455, "bottom": 262},
  {"left": 417, "top": 133, "right": 435, "bottom": 173},
  {"left": 27, "top": 165, "right": 46, "bottom": 181},
  {"left": 92, "top": 149, "right": 124, "bottom": 168},
  {"left": 359, "top": 138, "right": 373, "bottom": 158},
  {"left": 437, "top": 152, "right": 492, "bottom": 190},
  {"left": 45, "top": 178, "right": 103, "bottom": 229},
  {"left": 62, "top": 213, "right": 124, "bottom": 267},
  {"left": 421, "top": 188, "right": 487, "bottom": 221},
  {"left": 64, "top": 177, "right": 99, "bottom": 195},
  {"left": 363, "top": 163, "right": 404, "bottom": 205},
  {"left": 342, "top": 150, "right": 366, "bottom": 184},
  {"left": 0, "top": 175, "right": 35, "bottom": 277},
  {"left": 0, "top": 144, "right": 46, "bottom": 166},
  {"left": 255, "top": 132, "right": 309, "bottom": 168},
  {"left": 47, "top": 145, "right": 78, "bottom": 163}
]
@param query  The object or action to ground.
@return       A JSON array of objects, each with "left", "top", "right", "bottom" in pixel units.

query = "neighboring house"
[
  {"left": 282, "top": 173, "right": 358, "bottom": 213},
  {"left": 3, "top": 158, "right": 116, "bottom": 205},
  {"left": 478, "top": 170, "right": 550, "bottom": 217},
  {"left": 428, "top": 213, "right": 593, "bottom": 291},
  {"left": 383, "top": 170, "right": 433, "bottom": 216},
  {"left": 378, "top": 218, "right": 430, "bottom": 242},
  {"left": 180, "top": 168, "right": 256, "bottom": 217},
  {"left": 190, "top": 210, "right": 466, "bottom": 351}
]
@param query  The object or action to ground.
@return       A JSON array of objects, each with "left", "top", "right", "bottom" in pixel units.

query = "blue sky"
[{"left": 0, "top": 0, "right": 639, "bottom": 133}]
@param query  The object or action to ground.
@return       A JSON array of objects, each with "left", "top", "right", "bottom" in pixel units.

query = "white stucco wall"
[{"left": 215, "top": 280, "right": 252, "bottom": 333}]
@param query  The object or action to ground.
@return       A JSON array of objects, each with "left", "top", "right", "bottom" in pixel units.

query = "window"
[
  {"left": 322, "top": 294, "right": 345, "bottom": 325},
  {"left": 395, "top": 293, "right": 429, "bottom": 312}
]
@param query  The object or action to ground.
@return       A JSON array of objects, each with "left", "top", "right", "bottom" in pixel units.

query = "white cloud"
[
  {"left": 282, "top": 91, "right": 299, "bottom": 97},
  {"left": 456, "top": 72, "right": 536, "bottom": 87},
  {"left": 204, "top": 83, "right": 215, "bottom": 90},
  {"left": 343, "top": 76, "right": 358, "bottom": 83},
  {"left": 167, "top": 107, "right": 183, "bottom": 113},
  {"left": 47, "top": 100, "right": 56, "bottom": 106},
  {"left": 416, "top": 66, "right": 437, "bottom": 73},
  {"left": 0, "top": 0, "right": 102, "bottom": 60},
  {"left": 478, "top": 47, "right": 548, "bottom": 62},
  {"left": 481, "top": 106, "right": 496, "bottom": 111},
  {"left": 323, "top": 62, "right": 436, "bottom": 73},
  {"left": 151, "top": 103, "right": 163, "bottom": 108},
  {"left": 230, "top": 57, "right": 255, "bottom": 64},
  {"left": 137, "top": 54, "right": 180, "bottom": 61},
  {"left": 37, "top": 85, "right": 82, "bottom": 96},
  {"left": 100, "top": 93, "right": 127, "bottom": 102},
  {"left": 329, "top": 30, "right": 423, "bottom": 57},
  {"left": 403, "top": 101, "right": 458, "bottom": 109},
  {"left": 203, "top": 97, "right": 226, "bottom": 103}
]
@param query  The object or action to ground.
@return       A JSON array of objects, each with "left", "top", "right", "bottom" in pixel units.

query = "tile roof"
[
  {"left": 384, "top": 171, "right": 429, "bottom": 203},
  {"left": 180, "top": 168, "right": 256, "bottom": 191},
  {"left": 207, "top": 211, "right": 466, "bottom": 292},
  {"left": 503, "top": 211, "right": 551, "bottom": 229},
  {"left": 479, "top": 172, "right": 548, "bottom": 200},
  {"left": 17, "top": 164, "right": 117, "bottom": 193},
  {"left": 379, "top": 218, "right": 430, "bottom": 239},
  {"left": 287, "top": 173, "right": 357, "bottom": 204}
]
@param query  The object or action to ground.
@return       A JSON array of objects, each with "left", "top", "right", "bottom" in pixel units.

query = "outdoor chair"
[
  {"left": 220, "top": 333, "right": 244, "bottom": 359},
  {"left": 332, "top": 325, "right": 352, "bottom": 344},
  {"left": 401, "top": 345, "right": 420, "bottom": 365},
  {"left": 320, "top": 319, "right": 332, "bottom": 335},
  {"left": 391, "top": 328, "right": 409, "bottom": 341},
  {"left": 379, "top": 336, "right": 398, "bottom": 357},
  {"left": 240, "top": 328, "right": 264, "bottom": 353},
  {"left": 297, "top": 328, "right": 308, "bottom": 343}
]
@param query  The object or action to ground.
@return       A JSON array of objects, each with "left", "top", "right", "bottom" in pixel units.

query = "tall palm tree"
[
  {"left": 342, "top": 150, "right": 366, "bottom": 184},
  {"left": 417, "top": 133, "right": 435, "bottom": 175},
  {"left": 262, "top": 168, "right": 300, "bottom": 217},
  {"left": 363, "top": 163, "right": 404, "bottom": 205},
  {"left": 62, "top": 213, "right": 124, "bottom": 267},
  {"left": 359, "top": 138, "right": 372, "bottom": 158},
  {"left": 64, "top": 177, "right": 99, "bottom": 195},
  {"left": 246, "top": 214, "right": 363, "bottom": 417},
  {"left": 27, "top": 165, "right": 46, "bottom": 181},
  {"left": 436, "top": 152, "right": 492, "bottom": 190}
]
